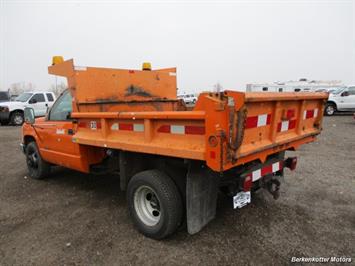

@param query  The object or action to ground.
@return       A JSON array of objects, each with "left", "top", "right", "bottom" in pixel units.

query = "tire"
[
  {"left": 25, "top": 142, "right": 50, "bottom": 179},
  {"left": 127, "top": 169, "right": 183, "bottom": 239},
  {"left": 324, "top": 103, "right": 336, "bottom": 116},
  {"left": 10, "top": 111, "right": 24, "bottom": 126},
  {"left": 0, "top": 120, "right": 9, "bottom": 126}
]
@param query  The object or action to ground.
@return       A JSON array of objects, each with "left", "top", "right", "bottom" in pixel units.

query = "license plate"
[{"left": 233, "top": 191, "right": 251, "bottom": 209}]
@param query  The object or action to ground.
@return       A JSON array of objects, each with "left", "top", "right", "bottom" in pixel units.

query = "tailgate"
[{"left": 203, "top": 91, "right": 328, "bottom": 171}]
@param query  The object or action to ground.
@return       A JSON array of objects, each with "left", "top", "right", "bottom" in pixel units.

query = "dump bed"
[{"left": 49, "top": 59, "right": 328, "bottom": 172}]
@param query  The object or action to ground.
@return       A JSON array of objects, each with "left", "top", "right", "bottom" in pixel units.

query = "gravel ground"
[{"left": 0, "top": 116, "right": 354, "bottom": 265}]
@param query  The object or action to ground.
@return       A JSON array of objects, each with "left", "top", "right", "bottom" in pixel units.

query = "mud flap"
[{"left": 186, "top": 162, "right": 219, "bottom": 235}]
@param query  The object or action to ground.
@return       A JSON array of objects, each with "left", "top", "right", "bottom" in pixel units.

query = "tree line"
[{"left": 6, "top": 81, "right": 67, "bottom": 97}]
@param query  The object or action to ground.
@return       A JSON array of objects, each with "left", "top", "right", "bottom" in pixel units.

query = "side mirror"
[
  {"left": 24, "top": 107, "right": 35, "bottom": 124},
  {"left": 29, "top": 98, "right": 37, "bottom": 104},
  {"left": 341, "top": 91, "right": 349, "bottom": 97}
]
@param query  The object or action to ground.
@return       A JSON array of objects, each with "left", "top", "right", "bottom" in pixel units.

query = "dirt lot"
[{"left": 0, "top": 116, "right": 354, "bottom": 265}]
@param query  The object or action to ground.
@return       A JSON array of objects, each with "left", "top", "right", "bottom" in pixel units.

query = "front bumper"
[{"left": 0, "top": 111, "right": 10, "bottom": 121}]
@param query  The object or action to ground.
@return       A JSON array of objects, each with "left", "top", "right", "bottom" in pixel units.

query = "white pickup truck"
[
  {"left": 0, "top": 91, "right": 56, "bottom": 125},
  {"left": 325, "top": 86, "right": 355, "bottom": 116}
]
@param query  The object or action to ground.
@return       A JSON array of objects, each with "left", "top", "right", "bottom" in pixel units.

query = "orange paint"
[{"left": 23, "top": 59, "right": 328, "bottom": 173}]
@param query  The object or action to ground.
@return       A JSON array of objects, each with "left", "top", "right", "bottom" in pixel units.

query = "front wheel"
[
  {"left": 25, "top": 142, "right": 50, "bottom": 179},
  {"left": 324, "top": 103, "right": 336, "bottom": 116},
  {"left": 10, "top": 111, "right": 24, "bottom": 126},
  {"left": 127, "top": 170, "right": 183, "bottom": 239}
]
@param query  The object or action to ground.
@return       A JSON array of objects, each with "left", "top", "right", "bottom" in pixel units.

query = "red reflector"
[
  {"left": 288, "top": 119, "right": 297, "bottom": 130},
  {"left": 243, "top": 175, "right": 252, "bottom": 192},
  {"left": 246, "top": 116, "right": 258, "bottom": 128},
  {"left": 286, "top": 109, "right": 295, "bottom": 119},
  {"left": 157, "top": 125, "right": 171, "bottom": 133},
  {"left": 261, "top": 164, "right": 272, "bottom": 176},
  {"left": 306, "top": 110, "right": 314, "bottom": 119},
  {"left": 289, "top": 157, "right": 297, "bottom": 171},
  {"left": 185, "top": 125, "right": 205, "bottom": 135},
  {"left": 78, "top": 121, "right": 86, "bottom": 128},
  {"left": 210, "top": 151, "right": 216, "bottom": 159},
  {"left": 119, "top": 123, "right": 133, "bottom": 131},
  {"left": 208, "top": 136, "right": 218, "bottom": 147}
]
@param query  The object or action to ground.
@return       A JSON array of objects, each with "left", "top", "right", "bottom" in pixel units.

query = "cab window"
[
  {"left": 46, "top": 93, "right": 54, "bottom": 102},
  {"left": 348, "top": 87, "right": 355, "bottom": 95},
  {"left": 49, "top": 91, "right": 72, "bottom": 121},
  {"left": 31, "top": 93, "right": 45, "bottom": 103}
]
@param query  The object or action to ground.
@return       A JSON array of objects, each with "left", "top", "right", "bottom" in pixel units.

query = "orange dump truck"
[{"left": 21, "top": 57, "right": 328, "bottom": 239}]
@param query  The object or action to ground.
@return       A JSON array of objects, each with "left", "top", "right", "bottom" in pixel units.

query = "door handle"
[{"left": 45, "top": 103, "right": 48, "bottom": 107}]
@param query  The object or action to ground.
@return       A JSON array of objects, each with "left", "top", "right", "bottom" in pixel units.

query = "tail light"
[
  {"left": 243, "top": 175, "right": 252, "bottom": 192},
  {"left": 285, "top": 157, "right": 297, "bottom": 171}
]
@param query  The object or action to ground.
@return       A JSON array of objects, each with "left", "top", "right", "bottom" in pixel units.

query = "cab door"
[
  {"left": 27, "top": 93, "right": 48, "bottom": 116},
  {"left": 342, "top": 87, "right": 355, "bottom": 110},
  {"left": 37, "top": 91, "right": 83, "bottom": 170}
]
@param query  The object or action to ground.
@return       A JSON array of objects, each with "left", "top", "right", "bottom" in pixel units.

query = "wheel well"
[
  {"left": 10, "top": 109, "right": 24, "bottom": 116},
  {"left": 326, "top": 101, "right": 337, "bottom": 108},
  {"left": 24, "top": 135, "right": 36, "bottom": 145},
  {"left": 118, "top": 151, "right": 187, "bottom": 197}
]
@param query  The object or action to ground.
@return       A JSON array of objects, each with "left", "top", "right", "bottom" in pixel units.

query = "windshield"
[
  {"left": 15, "top": 92, "right": 33, "bottom": 102},
  {"left": 331, "top": 88, "right": 345, "bottom": 95}
]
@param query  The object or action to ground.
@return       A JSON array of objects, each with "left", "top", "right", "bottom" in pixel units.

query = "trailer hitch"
[{"left": 266, "top": 178, "right": 281, "bottom": 200}]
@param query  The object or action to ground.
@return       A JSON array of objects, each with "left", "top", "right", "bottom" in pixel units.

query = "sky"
[{"left": 1, "top": 0, "right": 354, "bottom": 94}]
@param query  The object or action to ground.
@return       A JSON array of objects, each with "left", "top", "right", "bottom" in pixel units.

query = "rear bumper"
[{"left": 0, "top": 111, "right": 10, "bottom": 121}]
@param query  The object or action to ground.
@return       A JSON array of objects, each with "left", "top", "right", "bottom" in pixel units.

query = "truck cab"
[
  {"left": 0, "top": 91, "right": 56, "bottom": 125},
  {"left": 325, "top": 86, "right": 355, "bottom": 115},
  {"left": 22, "top": 90, "right": 94, "bottom": 172}
]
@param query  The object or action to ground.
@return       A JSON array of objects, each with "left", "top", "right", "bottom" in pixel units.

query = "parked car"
[
  {"left": 178, "top": 93, "right": 198, "bottom": 104},
  {"left": 0, "top": 91, "right": 56, "bottom": 125},
  {"left": 0, "top": 91, "right": 10, "bottom": 103},
  {"left": 325, "top": 86, "right": 355, "bottom": 116}
]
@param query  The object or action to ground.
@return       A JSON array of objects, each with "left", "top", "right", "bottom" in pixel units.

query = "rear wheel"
[
  {"left": 10, "top": 111, "right": 24, "bottom": 125},
  {"left": 127, "top": 170, "right": 183, "bottom": 239},
  {"left": 25, "top": 142, "right": 50, "bottom": 179},
  {"left": 324, "top": 103, "right": 336, "bottom": 116}
]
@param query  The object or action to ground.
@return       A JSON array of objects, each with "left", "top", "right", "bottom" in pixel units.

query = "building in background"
[{"left": 246, "top": 79, "right": 344, "bottom": 93}]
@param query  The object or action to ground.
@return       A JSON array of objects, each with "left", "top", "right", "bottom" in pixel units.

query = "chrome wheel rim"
[
  {"left": 14, "top": 114, "right": 23, "bottom": 125},
  {"left": 326, "top": 105, "right": 334, "bottom": 115},
  {"left": 134, "top": 186, "right": 161, "bottom": 226}
]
